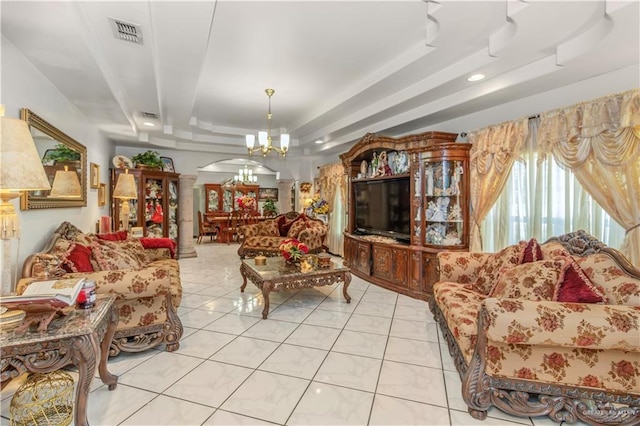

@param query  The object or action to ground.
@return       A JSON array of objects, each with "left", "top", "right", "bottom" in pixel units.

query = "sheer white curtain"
[
  {"left": 327, "top": 184, "right": 345, "bottom": 256},
  {"left": 482, "top": 118, "right": 625, "bottom": 252}
]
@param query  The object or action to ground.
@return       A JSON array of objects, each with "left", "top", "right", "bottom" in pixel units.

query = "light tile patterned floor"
[{"left": 1, "top": 243, "right": 577, "bottom": 425}]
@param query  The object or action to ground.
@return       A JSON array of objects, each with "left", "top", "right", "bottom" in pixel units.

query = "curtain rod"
[{"left": 460, "top": 114, "right": 541, "bottom": 139}]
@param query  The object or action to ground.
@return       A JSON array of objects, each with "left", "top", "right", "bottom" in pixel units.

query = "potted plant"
[
  {"left": 43, "top": 143, "right": 81, "bottom": 165},
  {"left": 131, "top": 150, "right": 163, "bottom": 170},
  {"left": 263, "top": 198, "right": 278, "bottom": 215}
]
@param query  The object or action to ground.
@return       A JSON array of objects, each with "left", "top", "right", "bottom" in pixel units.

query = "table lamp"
[
  {"left": 49, "top": 166, "right": 81, "bottom": 198},
  {"left": 0, "top": 110, "right": 51, "bottom": 294},
  {"left": 112, "top": 169, "right": 137, "bottom": 231}
]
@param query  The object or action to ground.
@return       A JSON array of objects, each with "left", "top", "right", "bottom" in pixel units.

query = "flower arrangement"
[
  {"left": 311, "top": 194, "right": 329, "bottom": 215},
  {"left": 279, "top": 238, "right": 309, "bottom": 263},
  {"left": 237, "top": 195, "right": 256, "bottom": 211}
]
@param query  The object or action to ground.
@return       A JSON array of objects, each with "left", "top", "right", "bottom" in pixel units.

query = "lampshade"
[
  {"left": 49, "top": 166, "right": 81, "bottom": 198},
  {"left": 113, "top": 169, "right": 137, "bottom": 199},
  {"left": 0, "top": 112, "right": 51, "bottom": 294},
  {"left": 0, "top": 116, "right": 51, "bottom": 195}
]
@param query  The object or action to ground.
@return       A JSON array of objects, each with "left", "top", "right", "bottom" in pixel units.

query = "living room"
[{"left": 1, "top": 1, "right": 639, "bottom": 425}]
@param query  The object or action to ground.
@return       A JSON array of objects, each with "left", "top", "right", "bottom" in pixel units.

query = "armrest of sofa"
[
  {"left": 16, "top": 266, "right": 173, "bottom": 302},
  {"left": 481, "top": 298, "right": 639, "bottom": 352},
  {"left": 298, "top": 224, "right": 328, "bottom": 247},
  {"left": 437, "top": 252, "right": 490, "bottom": 283}
]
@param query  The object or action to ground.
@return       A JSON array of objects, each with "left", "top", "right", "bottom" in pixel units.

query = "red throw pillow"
[
  {"left": 554, "top": 256, "right": 606, "bottom": 303},
  {"left": 96, "top": 230, "right": 128, "bottom": 241},
  {"left": 63, "top": 243, "right": 95, "bottom": 273},
  {"left": 277, "top": 215, "right": 299, "bottom": 237},
  {"left": 522, "top": 238, "right": 543, "bottom": 263}
]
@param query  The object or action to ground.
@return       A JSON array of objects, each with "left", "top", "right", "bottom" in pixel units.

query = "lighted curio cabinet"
[
  {"left": 341, "top": 131, "right": 470, "bottom": 299},
  {"left": 110, "top": 168, "right": 180, "bottom": 252},
  {"left": 205, "top": 184, "right": 223, "bottom": 212},
  {"left": 414, "top": 142, "right": 472, "bottom": 294}
]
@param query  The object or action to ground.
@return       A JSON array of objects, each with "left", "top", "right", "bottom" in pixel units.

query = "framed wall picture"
[
  {"left": 258, "top": 188, "right": 278, "bottom": 201},
  {"left": 160, "top": 157, "right": 175, "bottom": 173},
  {"left": 90, "top": 162, "right": 100, "bottom": 188},
  {"left": 98, "top": 183, "right": 107, "bottom": 206}
]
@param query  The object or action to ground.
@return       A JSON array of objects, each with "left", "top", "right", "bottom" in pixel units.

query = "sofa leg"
[
  {"left": 468, "top": 408, "right": 487, "bottom": 420},
  {"left": 163, "top": 292, "right": 183, "bottom": 352}
]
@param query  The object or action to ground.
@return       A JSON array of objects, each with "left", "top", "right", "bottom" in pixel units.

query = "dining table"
[{"left": 204, "top": 212, "right": 270, "bottom": 243}]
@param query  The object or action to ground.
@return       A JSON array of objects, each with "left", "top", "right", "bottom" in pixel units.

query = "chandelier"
[
  {"left": 234, "top": 165, "right": 257, "bottom": 184},
  {"left": 246, "top": 88, "right": 290, "bottom": 157}
]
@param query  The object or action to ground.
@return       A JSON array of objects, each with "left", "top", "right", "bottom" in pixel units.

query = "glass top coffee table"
[{"left": 240, "top": 257, "right": 351, "bottom": 319}]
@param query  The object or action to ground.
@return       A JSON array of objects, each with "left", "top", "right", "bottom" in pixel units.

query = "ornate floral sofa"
[
  {"left": 237, "top": 211, "right": 328, "bottom": 258},
  {"left": 19, "top": 222, "right": 183, "bottom": 356},
  {"left": 429, "top": 231, "right": 640, "bottom": 424}
]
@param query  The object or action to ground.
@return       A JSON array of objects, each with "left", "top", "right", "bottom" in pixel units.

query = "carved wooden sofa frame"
[{"left": 429, "top": 232, "right": 640, "bottom": 425}]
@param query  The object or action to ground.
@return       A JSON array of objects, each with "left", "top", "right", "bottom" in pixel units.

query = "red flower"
[
  {"left": 515, "top": 368, "right": 537, "bottom": 380},
  {"left": 580, "top": 375, "right": 603, "bottom": 388},
  {"left": 544, "top": 352, "right": 567, "bottom": 370},
  {"left": 612, "top": 360, "right": 636, "bottom": 379}
]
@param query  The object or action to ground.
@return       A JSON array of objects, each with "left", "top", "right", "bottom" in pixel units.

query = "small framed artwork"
[
  {"left": 90, "top": 162, "right": 100, "bottom": 188},
  {"left": 160, "top": 157, "right": 175, "bottom": 173},
  {"left": 98, "top": 183, "right": 107, "bottom": 206},
  {"left": 258, "top": 188, "right": 278, "bottom": 201}
]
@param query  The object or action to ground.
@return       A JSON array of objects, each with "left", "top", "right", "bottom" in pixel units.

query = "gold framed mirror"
[{"left": 19, "top": 108, "right": 87, "bottom": 209}]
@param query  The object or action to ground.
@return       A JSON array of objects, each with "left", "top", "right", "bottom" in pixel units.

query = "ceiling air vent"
[
  {"left": 139, "top": 111, "right": 158, "bottom": 119},
  {"left": 109, "top": 18, "right": 143, "bottom": 45}
]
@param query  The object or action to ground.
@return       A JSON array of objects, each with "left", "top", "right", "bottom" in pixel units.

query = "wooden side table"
[{"left": 0, "top": 295, "right": 119, "bottom": 426}]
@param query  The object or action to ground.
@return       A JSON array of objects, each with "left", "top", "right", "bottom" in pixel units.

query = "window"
[{"left": 481, "top": 119, "right": 624, "bottom": 252}]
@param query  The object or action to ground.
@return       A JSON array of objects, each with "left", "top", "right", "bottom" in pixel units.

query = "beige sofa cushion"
[{"left": 490, "top": 258, "right": 567, "bottom": 301}]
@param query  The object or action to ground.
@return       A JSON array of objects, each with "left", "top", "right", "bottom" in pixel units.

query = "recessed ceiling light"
[
  {"left": 143, "top": 122, "right": 155, "bottom": 127},
  {"left": 467, "top": 73, "right": 485, "bottom": 82},
  {"left": 314, "top": 140, "right": 324, "bottom": 144}
]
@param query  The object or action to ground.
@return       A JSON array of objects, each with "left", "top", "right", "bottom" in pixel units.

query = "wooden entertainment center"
[{"left": 340, "top": 131, "right": 471, "bottom": 299}]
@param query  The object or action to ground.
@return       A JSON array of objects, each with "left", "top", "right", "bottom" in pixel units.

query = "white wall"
[{"left": 2, "top": 36, "right": 113, "bottom": 273}]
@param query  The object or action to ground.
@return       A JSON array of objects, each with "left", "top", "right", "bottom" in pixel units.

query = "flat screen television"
[{"left": 353, "top": 177, "right": 411, "bottom": 242}]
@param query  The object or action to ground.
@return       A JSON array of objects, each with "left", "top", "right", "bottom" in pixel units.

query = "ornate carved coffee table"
[
  {"left": 0, "top": 295, "right": 119, "bottom": 426},
  {"left": 240, "top": 257, "right": 351, "bottom": 319}
]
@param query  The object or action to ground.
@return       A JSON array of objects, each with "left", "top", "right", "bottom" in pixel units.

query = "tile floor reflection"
[{"left": 1, "top": 243, "right": 581, "bottom": 425}]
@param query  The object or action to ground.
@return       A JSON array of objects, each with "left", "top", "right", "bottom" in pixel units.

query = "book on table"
[{"left": 0, "top": 277, "right": 86, "bottom": 310}]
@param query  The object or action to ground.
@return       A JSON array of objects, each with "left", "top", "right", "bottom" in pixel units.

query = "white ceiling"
[{"left": 2, "top": 1, "right": 639, "bottom": 159}]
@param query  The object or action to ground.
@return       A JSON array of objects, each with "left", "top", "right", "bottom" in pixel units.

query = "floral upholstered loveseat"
[
  {"left": 429, "top": 231, "right": 640, "bottom": 425},
  {"left": 237, "top": 211, "right": 328, "bottom": 259},
  {"left": 19, "top": 222, "right": 183, "bottom": 356}
]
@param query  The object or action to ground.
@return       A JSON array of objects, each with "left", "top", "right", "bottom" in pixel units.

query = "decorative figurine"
[
  {"left": 371, "top": 152, "right": 378, "bottom": 174},
  {"left": 425, "top": 165, "right": 434, "bottom": 195},
  {"left": 395, "top": 151, "right": 409, "bottom": 174},
  {"left": 448, "top": 204, "right": 463, "bottom": 221},
  {"left": 375, "top": 151, "right": 393, "bottom": 176},
  {"left": 452, "top": 162, "right": 464, "bottom": 195}
]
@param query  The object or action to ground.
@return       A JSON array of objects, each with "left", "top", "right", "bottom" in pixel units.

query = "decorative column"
[
  {"left": 178, "top": 175, "right": 197, "bottom": 259},
  {"left": 277, "top": 180, "right": 294, "bottom": 213}
]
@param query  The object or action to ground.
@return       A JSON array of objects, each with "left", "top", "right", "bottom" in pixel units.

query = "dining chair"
[
  {"left": 197, "top": 211, "right": 216, "bottom": 244},
  {"left": 224, "top": 210, "right": 243, "bottom": 244}
]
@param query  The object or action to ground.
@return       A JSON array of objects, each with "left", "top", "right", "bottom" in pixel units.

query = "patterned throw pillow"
[
  {"left": 522, "top": 238, "right": 543, "bottom": 263},
  {"left": 554, "top": 255, "right": 606, "bottom": 303},
  {"left": 261, "top": 220, "right": 280, "bottom": 237},
  {"left": 91, "top": 241, "right": 143, "bottom": 271},
  {"left": 63, "top": 243, "right": 95, "bottom": 273},
  {"left": 30, "top": 253, "right": 66, "bottom": 279},
  {"left": 490, "top": 258, "right": 568, "bottom": 301},
  {"left": 467, "top": 242, "right": 526, "bottom": 295},
  {"left": 287, "top": 218, "right": 309, "bottom": 238}
]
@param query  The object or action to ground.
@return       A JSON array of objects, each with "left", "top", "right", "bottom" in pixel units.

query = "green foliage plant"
[
  {"left": 131, "top": 150, "right": 163, "bottom": 169},
  {"left": 44, "top": 143, "right": 81, "bottom": 163},
  {"left": 263, "top": 197, "right": 278, "bottom": 214}
]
